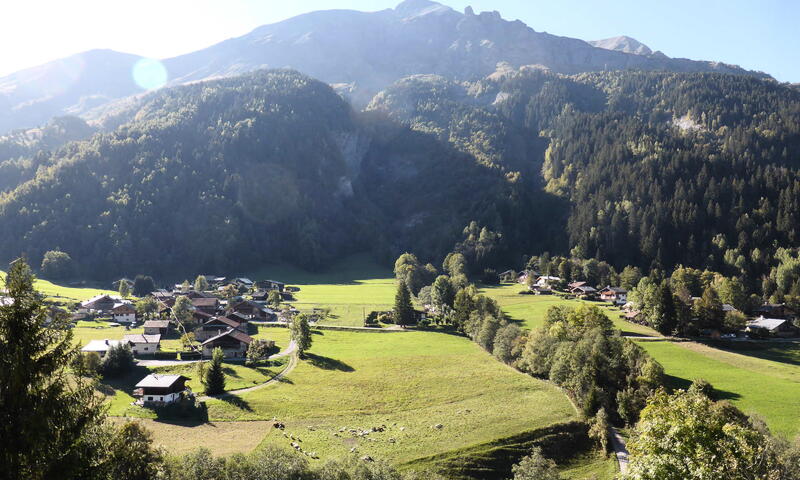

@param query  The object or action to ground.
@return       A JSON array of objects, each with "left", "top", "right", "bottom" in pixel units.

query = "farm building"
[
  {"left": 746, "top": 317, "right": 798, "bottom": 337},
  {"left": 570, "top": 285, "right": 597, "bottom": 299},
  {"left": 133, "top": 374, "right": 190, "bottom": 405},
  {"left": 194, "top": 316, "right": 246, "bottom": 342},
  {"left": 111, "top": 302, "right": 137, "bottom": 324},
  {"left": 79, "top": 294, "right": 122, "bottom": 314},
  {"left": 143, "top": 320, "right": 171, "bottom": 335},
  {"left": 122, "top": 334, "right": 161, "bottom": 355},
  {"left": 201, "top": 329, "right": 253, "bottom": 359}
]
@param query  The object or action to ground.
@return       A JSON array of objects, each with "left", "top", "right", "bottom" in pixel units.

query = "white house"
[
  {"left": 122, "top": 334, "right": 161, "bottom": 356},
  {"left": 81, "top": 339, "right": 130, "bottom": 357},
  {"left": 535, "top": 276, "right": 562, "bottom": 288},
  {"left": 111, "top": 302, "right": 137, "bottom": 324},
  {"left": 133, "top": 374, "right": 190, "bottom": 405}
]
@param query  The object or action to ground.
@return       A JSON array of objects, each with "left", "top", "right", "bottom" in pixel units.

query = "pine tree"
[
  {"left": 0, "top": 259, "right": 108, "bottom": 479},
  {"left": 204, "top": 347, "right": 226, "bottom": 395},
  {"left": 393, "top": 280, "right": 414, "bottom": 326}
]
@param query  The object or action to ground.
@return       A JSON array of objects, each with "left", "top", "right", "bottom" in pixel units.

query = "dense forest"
[{"left": 0, "top": 67, "right": 799, "bottom": 283}]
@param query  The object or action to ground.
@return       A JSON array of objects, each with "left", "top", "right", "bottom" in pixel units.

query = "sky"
[{"left": 0, "top": 0, "right": 797, "bottom": 82}]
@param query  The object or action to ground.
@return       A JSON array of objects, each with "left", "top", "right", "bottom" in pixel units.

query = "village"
[{"left": 56, "top": 265, "right": 799, "bottom": 410}]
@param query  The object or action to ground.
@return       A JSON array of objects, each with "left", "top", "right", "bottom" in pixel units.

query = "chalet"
[
  {"left": 133, "top": 374, "right": 189, "bottom": 405},
  {"left": 81, "top": 339, "right": 130, "bottom": 358},
  {"left": 229, "top": 299, "right": 266, "bottom": 319},
  {"left": 194, "top": 316, "right": 245, "bottom": 342},
  {"left": 111, "top": 302, "right": 137, "bottom": 324},
  {"left": 746, "top": 317, "right": 798, "bottom": 337},
  {"left": 571, "top": 285, "right": 598, "bottom": 298},
  {"left": 256, "top": 279, "right": 285, "bottom": 292},
  {"left": 251, "top": 290, "right": 269, "bottom": 301},
  {"left": 599, "top": 287, "right": 628, "bottom": 305},
  {"left": 192, "top": 297, "right": 220, "bottom": 315},
  {"left": 234, "top": 278, "right": 254, "bottom": 289},
  {"left": 143, "top": 320, "right": 170, "bottom": 335},
  {"left": 530, "top": 285, "right": 552, "bottom": 295},
  {"left": 754, "top": 303, "right": 796, "bottom": 320},
  {"left": 623, "top": 310, "right": 642, "bottom": 323},
  {"left": 151, "top": 290, "right": 174, "bottom": 302},
  {"left": 568, "top": 281, "right": 587, "bottom": 290},
  {"left": 122, "top": 334, "right": 161, "bottom": 355},
  {"left": 228, "top": 311, "right": 256, "bottom": 325},
  {"left": 201, "top": 329, "right": 253, "bottom": 359},
  {"left": 79, "top": 294, "right": 120, "bottom": 314},
  {"left": 192, "top": 310, "right": 215, "bottom": 324}
]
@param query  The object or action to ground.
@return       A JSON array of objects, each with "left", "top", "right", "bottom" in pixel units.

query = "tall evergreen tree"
[
  {"left": 0, "top": 259, "right": 108, "bottom": 479},
  {"left": 393, "top": 280, "right": 415, "bottom": 326},
  {"left": 203, "top": 347, "right": 226, "bottom": 395}
]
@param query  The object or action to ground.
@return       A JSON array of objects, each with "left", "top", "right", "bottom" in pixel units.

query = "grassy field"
[
  {"left": 111, "top": 418, "right": 276, "bottom": 456},
  {"left": 637, "top": 340, "right": 800, "bottom": 437},
  {"left": 479, "top": 283, "right": 659, "bottom": 336},
  {"left": 0, "top": 270, "right": 118, "bottom": 304},
  {"left": 245, "top": 255, "right": 396, "bottom": 327},
  {"left": 198, "top": 329, "right": 578, "bottom": 466}
]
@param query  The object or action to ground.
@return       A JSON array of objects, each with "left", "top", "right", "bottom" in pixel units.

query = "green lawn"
[
  {"left": 0, "top": 270, "right": 118, "bottom": 304},
  {"left": 202, "top": 329, "right": 578, "bottom": 466},
  {"left": 246, "top": 254, "right": 397, "bottom": 326},
  {"left": 637, "top": 340, "right": 800, "bottom": 437},
  {"left": 479, "top": 283, "right": 659, "bottom": 336}
]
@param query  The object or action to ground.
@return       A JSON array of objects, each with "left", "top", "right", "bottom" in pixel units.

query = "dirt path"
[
  {"left": 609, "top": 427, "right": 629, "bottom": 474},
  {"left": 199, "top": 343, "right": 298, "bottom": 400}
]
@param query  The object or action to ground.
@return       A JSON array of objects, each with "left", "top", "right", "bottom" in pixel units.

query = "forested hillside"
[
  {"left": 0, "top": 70, "right": 514, "bottom": 278},
  {"left": 1, "top": 66, "right": 799, "bottom": 288}
]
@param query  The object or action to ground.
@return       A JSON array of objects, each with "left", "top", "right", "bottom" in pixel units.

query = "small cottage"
[
  {"left": 599, "top": 287, "right": 628, "bottom": 305},
  {"left": 81, "top": 339, "right": 130, "bottom": 358},
  {"left": 133, "top": 374, "right": 189, "bottom": 405},
  {"left": 746, "top": 317, "right": 797, "bottom": 337},
  {"left": 122, "top": 334, "right": 161, "bottom": 355},
  {"left": 143, "top": 320, "right": 171, "bottom": 335},
  {"left": 111, "top": 302, "right": 137, "bottom": 324}
]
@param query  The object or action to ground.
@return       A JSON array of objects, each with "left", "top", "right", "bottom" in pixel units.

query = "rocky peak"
[{"left": 589, "top": 36, "right": 653, "bottom": 56}]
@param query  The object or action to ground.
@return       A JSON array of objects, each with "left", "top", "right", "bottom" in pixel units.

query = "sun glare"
[{"left": 132, "top": 58, "right": 168, "bottom": 90}]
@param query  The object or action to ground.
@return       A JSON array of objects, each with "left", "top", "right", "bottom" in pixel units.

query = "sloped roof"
[
  {"left": 143, "top": 320, "right": 170, "bottom": 329},
  {"left": 201, "top": 328, "right": 253, "bottom": 346},
  {"left": 205, "top": 316, "right": 241, "bottom": 329},
  {"left": 747, "top": 317, "right": 789, "bottom": 331},
  {"left": 135, "top": 374, "right": 189, "bottom": 389},
  {"left": 81, "top": 339, "right": 129, "bottom": 352},
  {"left": 192, "top": 297, "right": 219, "bottom": 308},
  {"left": 123, "top": 334, "right": 161, "bottom": 344}
]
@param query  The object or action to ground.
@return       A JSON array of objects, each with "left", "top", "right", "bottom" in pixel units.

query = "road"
[
  {"left": 136, "top": 339, "right": 297, "bottom": 367},
  {"left": 199, "top": 342, "right": 298, "bottom": 400},
  {"left": 609, "top": 427, "right": 629, "bottom": 474}
]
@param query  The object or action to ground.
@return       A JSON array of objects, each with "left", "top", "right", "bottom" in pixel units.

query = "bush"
[
  {"left": 179, "top": 351, "right": 201, "bottom": 361},
  {"left": 153, "top": 351, "right": 179, "bottom": 360},
  {"left": 99, "top": 343, "right": 134, "bottom": 378}
]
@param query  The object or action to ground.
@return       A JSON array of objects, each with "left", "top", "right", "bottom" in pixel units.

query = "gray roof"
[
  {"left": 122, "top": 334, "right": 161, "bottom": 344},
  {"left": 143, "top": 320, "right": 170, "bottom": 328},
  {"left": 747, "top": 317, "right": 789, "bottom": 331},
  {"left": 81, "top": 339, "right": 129, "bottom": 352},
  {"left": 135, "top": 374, "right": 188, "bottom": 389}
]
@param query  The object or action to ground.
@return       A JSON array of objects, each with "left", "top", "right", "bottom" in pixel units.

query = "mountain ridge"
[{"left": 0, "top": 0, "right": 772, "bottom": 134}]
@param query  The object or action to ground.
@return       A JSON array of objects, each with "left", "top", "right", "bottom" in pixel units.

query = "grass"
[
  {"left": 110, "top": 418, "right": 276, "bottom": 456},
  {"left": 479, "top": 283, "right": 659, "bottom": 336},
  {"left": 0, "top": 270, "right": 118, "bottom": 304},
  {"left": 245, "top": 254, "right": 396, "bottom": 327},
  {"left": 202, "top": 329, "right": 578, "bottom": 466},
  {"left": 636, "top": 340, "right": 800, "bottom": 437}
]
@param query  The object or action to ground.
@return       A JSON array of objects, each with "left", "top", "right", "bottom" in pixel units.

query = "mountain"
[
  {"left": 0, "top": 49, "right": 146, "bottom": 134},
  {"left": 0, "top": 0, "right": 772, "bottom": 134},
  {"left": 2, "top": 65, "right": 798, "bottom": 286},
  {"left": 0, "top": 70, "right": 516, "bottom": 277},
  {"left": 589, "top": 36, "right": 654, "bottom": 56}
]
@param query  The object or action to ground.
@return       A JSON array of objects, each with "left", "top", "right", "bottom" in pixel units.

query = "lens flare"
[{"left": 132, "top": 58, "right": 168, "bottom": 90}]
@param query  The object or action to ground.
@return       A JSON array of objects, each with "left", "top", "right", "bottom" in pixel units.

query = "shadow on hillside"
[
  {"left": 698, "top": 339, "right": 800, "bottom": 368},
  {"left": 663, "top": 374, "right": 742, "bottom": 401},
  {"left": 305, "top": 353, "right": 354, "bottom": 372},
  {"left": 218, "top": 394, "right": 253, "bottom": 412}
]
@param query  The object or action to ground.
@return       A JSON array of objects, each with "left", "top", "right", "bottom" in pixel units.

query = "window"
[{"left": 147, "top": 396, "right": 153, "bottom": 401}]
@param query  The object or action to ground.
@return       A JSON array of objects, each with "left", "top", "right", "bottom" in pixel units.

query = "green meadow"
[
  {"left": 479, "top": 283, "right": 659, "bottom": 336},
  {"left": 637, "top": 340, "right": 800, "bottom": 437},
  {"left": 0, "top": 270, "right": 118, "bottom": 304},
  {"left": 246, "top": 254, "right": 397, "bottom": 326},
  {"left": 208, "top": 329, "right": 579, "bottom": 466}
]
